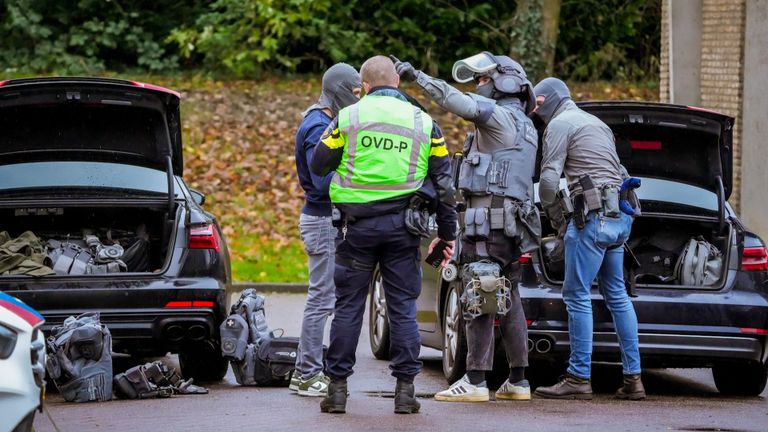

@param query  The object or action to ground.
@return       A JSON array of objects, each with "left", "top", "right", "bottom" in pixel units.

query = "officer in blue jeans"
[
  {"left": 532, "top": 78, "right": 645, "bottom": 400},
  {"left": 292, "top": 63, "right": 361, "bottom": 397}
]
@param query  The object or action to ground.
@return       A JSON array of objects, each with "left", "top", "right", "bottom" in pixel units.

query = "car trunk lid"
[{"left": 0, "top": 77, "right": 181, "bottom": 218}]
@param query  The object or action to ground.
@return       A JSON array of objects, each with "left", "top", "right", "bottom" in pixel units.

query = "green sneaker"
[
  {"left": 298, "top": 372, "right": 330, "bottom": 397},
  {"left": 289, "top": 371, "right": 300, "bottom": 392}
]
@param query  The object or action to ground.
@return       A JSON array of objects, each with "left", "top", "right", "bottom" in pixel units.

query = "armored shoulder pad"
[{"left": 467, "top": 93, "right": 496, "bottom": 125}]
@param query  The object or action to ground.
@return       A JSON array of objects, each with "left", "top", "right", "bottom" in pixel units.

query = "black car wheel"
[
  {"left": 179, "top": 341, "right": 229, "bottom": 383},
  {"left": 368, "top": 269, "right": 391, "bottom": 360},
  {"left": 442, "top": 282, "right": 467, "bottom": 383},
  {"left": 712, "top": 362, "right": 768, "bottom": 396}
]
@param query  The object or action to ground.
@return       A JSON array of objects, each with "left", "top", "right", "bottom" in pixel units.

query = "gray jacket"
[{"left": 539, "top": 100, "right": 623, "bottom": 229}]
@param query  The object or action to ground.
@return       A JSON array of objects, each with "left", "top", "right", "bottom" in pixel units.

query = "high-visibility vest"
[{"left": 329, "top": 95, "right": 434, "bottom": 204}]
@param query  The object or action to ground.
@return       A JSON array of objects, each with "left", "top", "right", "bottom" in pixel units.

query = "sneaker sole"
[
  {"left": 533, "top": 391, "right": 593, "bottom": 400},
  {"left": 434, "top": 394, "right": 490, "bottom": 402},
  {"left": 298, "top": 389, "right": 327, "bottom": 397},
  {"left": 289, "top": 384, "right": 299, "bottom": 392},
  {"left": 495, "top": 392, "right": 532, "bottom": 401}
]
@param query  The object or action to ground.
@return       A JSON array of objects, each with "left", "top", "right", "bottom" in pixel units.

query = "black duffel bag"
[{"left": 232, "top": 336, "right": 299, "bottom": 386}]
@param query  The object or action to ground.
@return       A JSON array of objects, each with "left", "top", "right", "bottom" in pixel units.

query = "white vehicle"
[{"left": 0, "top": 292, "right": 46, "bottom": 432}]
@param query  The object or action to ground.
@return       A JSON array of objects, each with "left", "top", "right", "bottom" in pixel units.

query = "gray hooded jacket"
[{"left": 535, "top": 78, "right": 623, "bottom": 229}]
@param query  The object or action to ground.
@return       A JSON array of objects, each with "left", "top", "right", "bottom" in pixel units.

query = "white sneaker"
[
  {"left": 298, "top": 372, "right": 330, "bottom": 397},
  {"left": 434, "top": 375, "right": 490, "bottom": 402},
  {"left": 495, "top": 378, "right": 531, "bottom": 401}
]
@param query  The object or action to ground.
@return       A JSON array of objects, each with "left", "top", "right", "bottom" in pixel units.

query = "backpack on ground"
[
  {"left": 220, "top": 289, "right": 298, "bottom": 386},
  {"left": 674, "top": 236, "right": 723, "bottom": 286},
  {"left": 45, "top": 312, "right": 113, "bottom": 402}
]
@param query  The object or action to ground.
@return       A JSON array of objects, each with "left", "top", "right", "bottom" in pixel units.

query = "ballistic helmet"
[{"left": 452, "top": 52, "right": 535, "bottom": 114}]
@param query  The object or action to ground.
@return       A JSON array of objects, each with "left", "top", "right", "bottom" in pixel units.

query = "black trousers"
[
  {"left": 462, "top": 230, "right": 529, "bottom": 371},
  {"left": 325, "top": 212, "right": 422, "bottom": 380}
]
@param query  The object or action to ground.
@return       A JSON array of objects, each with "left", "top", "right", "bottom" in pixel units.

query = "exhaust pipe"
[
  {"left": 164, "top": 325, "right": 185, "bottom": 342},
  {"left": 187, "top": 324, "right": 208, "bottom": 341},
  {"left": 527, "top": 338, "right": 534, "bottom": 352},
  {"left": 535, "top": 338, "right": 552, "bottom": 354}
]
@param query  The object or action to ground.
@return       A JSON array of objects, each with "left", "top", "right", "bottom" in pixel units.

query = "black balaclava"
[
  {"left": 303, "top": 63, "right": 361, "bottom": 118},
  {"left": 533, "top": 77, "right": 571, "bottom": 125}
]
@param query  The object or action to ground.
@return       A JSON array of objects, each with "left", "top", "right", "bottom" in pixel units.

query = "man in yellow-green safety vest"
[{"left": 311, "top": 55, "right": 458, "bottom": 415}]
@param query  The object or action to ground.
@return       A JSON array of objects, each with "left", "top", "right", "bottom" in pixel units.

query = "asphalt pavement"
[{"left": 35, "top": 292, "right": 768, "bottom": 432}]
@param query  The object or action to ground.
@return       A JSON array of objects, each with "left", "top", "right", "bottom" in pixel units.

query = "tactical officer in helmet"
[
  {"left": 394, "top": 52, "right": 540, "bottom": 402},
  {"left": 311, "top": 55, "right": 458, "bottom": 414},
  {"left": 531, "top": 78, "right": 645, "bottom": 400}
]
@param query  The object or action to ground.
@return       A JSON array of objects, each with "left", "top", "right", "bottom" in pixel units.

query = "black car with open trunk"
[
  {"left": 0, "top": 77, "right": 234, "bottom": 382},
  {"left": 368, "top": 101, "right": 768, "bottom": 396}
]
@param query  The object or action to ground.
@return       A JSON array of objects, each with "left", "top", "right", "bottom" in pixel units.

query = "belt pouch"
[
  {"left": 602, "top": 187, "right": 620, "bottom": 217},
  {"left": 463, "top": 208, "right": 490, "bottom": 240},
  {"left": 458, "top": 153, "right": 491, "bottom": 195}
]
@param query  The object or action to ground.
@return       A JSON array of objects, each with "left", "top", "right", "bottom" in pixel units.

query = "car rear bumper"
[{"left": 527, "top": 326, "right": 766, "bottom": 366}]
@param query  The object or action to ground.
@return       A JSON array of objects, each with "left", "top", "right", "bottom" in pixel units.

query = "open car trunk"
[
  {"left": 0, "top": 203, "right": 177, "bottom": 276},
  {"left": 540, "top": 214, "right": 732, "bottom": 290}
]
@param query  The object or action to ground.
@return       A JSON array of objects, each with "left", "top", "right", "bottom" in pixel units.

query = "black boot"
[
  {"left": 615, "top": 373, "right": 646, "bottom": 400},
  {"left": 320, "top": 378, "right": 347, "bottom": 414},
  {"left": 534, "top": 373, "right": 593, "bottom": 400},
  {"left": 394, "top": 379, "right": 420, "bottom": 414}
]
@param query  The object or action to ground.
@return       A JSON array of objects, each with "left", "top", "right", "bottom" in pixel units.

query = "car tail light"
[
  {"left": 741, "top": 246, "right": 768, "bottom": 271},
  {"left": 519, "top": 253, "right": 532, "bottom": 264},
  {"left": 164, "top": 301, "right": 215, "bottom": 308},
  {"left": 630, "top": 140, "right": 662, "bottom": 151},
  {"left": 740, "top": 328, "right": 768, "bottom": 335},
  {"left": 526, "top": 320, "right": 533, "bottom": 327},
  {"left": 0, "top": 80, "right": 7, "bottom": 87},
  {"left": 189, "top": 224, "right": 221, "bottom": 252}
]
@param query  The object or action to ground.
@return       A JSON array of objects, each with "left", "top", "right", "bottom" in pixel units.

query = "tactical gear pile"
[
  {"left": 46, "top": 313, "right": 113, "bottom": 402},
  {"left": 45, "top": 312, "right": 207, "bottom": 403},
  {"left": 114, "top": 361, "right": 208, "bottom": 399},
  {"left": 0, "top": 228, "right": 150, "bottom": 276},
  {"left": 220, "top": 289, "right": 300, "bottom": 386}
]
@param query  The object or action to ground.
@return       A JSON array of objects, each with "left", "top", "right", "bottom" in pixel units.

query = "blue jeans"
[
  {"left": 296, "top": 213, "right": 337, "bottom": 378},
  {"left": 563, "top": 211, "right": 641, "bottom": 379}
]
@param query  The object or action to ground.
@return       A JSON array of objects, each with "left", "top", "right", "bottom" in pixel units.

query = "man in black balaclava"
[
  {"left": 292, "top": 63, "right": 361, "bottom": 397},
  {"left": 532, "top": 77, "right": 645, "bottom": 401},
  {"left": 393, "top": 53, "right": 540, "bottom": 402}
]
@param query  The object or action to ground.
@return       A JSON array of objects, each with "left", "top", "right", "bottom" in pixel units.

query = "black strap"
[{"left": 336, "top": 255, "right": 376, "bottom": 272}]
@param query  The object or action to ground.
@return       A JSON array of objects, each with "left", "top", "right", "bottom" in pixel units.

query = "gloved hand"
[
  {"left": 619, "top": 177, "right": 641, "bottom": 216},
  {"left": 390, "top": 55, "right": 419, "bottom": 82}
]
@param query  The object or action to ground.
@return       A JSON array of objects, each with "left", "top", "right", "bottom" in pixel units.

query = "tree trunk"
[{"left": 541, "top": 0, "right": 562, "bottom": 76}]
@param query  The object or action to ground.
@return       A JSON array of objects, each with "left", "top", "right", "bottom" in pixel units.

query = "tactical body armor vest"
[
  {"left": 45, "top": 312, "right": 113, "bottom": 402},
  {"left": 458, "top": 106, "right": 537, "bottom": 202}
]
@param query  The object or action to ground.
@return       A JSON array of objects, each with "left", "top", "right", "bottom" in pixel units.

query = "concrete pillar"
[
  {"left": 668, "top": 0, "right": 702, "bottom": 105},
  {"left": 739, "top": 0, "right": 768, "bottom": 239}
]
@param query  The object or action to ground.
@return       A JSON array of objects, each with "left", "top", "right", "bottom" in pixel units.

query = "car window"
[
  {"left": 533, "top": 177, "right": 717, "bottom": 212},
  {"left": 0, "top": 161, "right": 181, "bottom": 197}
]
